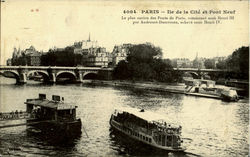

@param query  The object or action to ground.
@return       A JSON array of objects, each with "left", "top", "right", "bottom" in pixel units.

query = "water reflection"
[
  {"left": 26, "top": 127, "right": 82, "bottom": 147},
  {"left": 0, "top": 77, "right": 249, "bottom": 157}
]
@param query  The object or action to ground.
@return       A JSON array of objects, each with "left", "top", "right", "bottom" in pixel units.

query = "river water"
[{"left": 0, "top": 77, "right": 249, "bottom": 157}]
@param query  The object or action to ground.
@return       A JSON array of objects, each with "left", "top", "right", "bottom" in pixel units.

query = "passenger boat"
[
  {"left": 110, "top": 107, "right": 186, "bottom": 152},
  {"left": 25, "top": 94, "right": 82, "bottom": 137}
]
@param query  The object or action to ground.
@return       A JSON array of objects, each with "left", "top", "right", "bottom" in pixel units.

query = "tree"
[
  {"left": 113, "top": 43, "right": 176, "bottom": 82},
  {"left": 204, "top": 59, "right": 215, "bottom": 69},
  {"left": 226, "top": 46, "right": 249, "bottom": 79},
  {"left": 126, "top": 43, "right": 162, "bottom": 65},
  {"left": 192, "top": 59, "right": 199, "bottom": 68},
  {"left": 216, "top": 60, "right": 226, "bottom": 69},
  {"left": 113, "top": 60, "right": 130, "bottom": 80},
  {"left": 11, "top": 54, "right": 27, "bottom": 66},
  {"left": 41, "top": 47, "right": 82, "bottom": 66},
  {"left": 41, "top": 50, "right": 57, "bottom": 66}
]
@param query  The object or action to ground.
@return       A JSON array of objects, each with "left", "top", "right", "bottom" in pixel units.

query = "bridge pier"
[
  {"left": 76, "top": 73, "right": 83, "bottom": 83},
  {"left": 17, "top": 73, "right": 27, "bottom": 84},
  {"left": 50, "top": 73, "right": 56, "bottom": 83}
]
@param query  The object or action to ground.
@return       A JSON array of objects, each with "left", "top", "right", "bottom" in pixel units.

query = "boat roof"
[
  {"left": 115, "top": 107, "right": 180, "bottom": 127},
  {"left": 25, "top": 99, "right": 77, "bottom": 110}
]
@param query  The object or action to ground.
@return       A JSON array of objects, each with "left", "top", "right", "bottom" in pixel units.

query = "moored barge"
[
  {"left": 25, "top": 94, "right": 82, "bottom": 137},
  {"left": 110, "top": 107, "right": 186, "bottom": 152}
]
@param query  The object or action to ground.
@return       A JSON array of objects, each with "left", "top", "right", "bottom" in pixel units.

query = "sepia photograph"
[{"left": 0, "top": 0, "right": 249, "bottom": 156}]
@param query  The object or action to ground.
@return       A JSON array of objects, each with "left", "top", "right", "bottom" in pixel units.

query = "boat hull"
[
  {"left": 110, "top": 127, "right": 177, "bottom": 156},
  {"left": 27, "top": 119, "right": 82, "bottom": 137}
]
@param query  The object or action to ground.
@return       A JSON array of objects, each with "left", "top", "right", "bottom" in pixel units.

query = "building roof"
[
  {"left": 25, "top": 99, "right": 77, "bottom": 110},
  {"left": 29, "top": 45, "right": 35, "bottom": 50},
  {"left": 26, "top": 51, "right": 41, "bottom": 57}
]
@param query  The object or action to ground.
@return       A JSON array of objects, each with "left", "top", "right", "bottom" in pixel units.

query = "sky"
[{"left": 0, "top": 0, "right": 249, "bottom": 65}]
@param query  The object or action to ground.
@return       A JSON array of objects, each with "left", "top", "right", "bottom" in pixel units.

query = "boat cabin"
[{"left": 25, "top": 94, "right": 77, "bottom": 122}]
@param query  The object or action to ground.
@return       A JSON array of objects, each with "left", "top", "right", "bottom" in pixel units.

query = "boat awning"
[
  {"left": 25, "top": 99, "right": 76, "bottom": 110},
  {"left": 115, "top": 107, "right": 180, "bottom": 128}
]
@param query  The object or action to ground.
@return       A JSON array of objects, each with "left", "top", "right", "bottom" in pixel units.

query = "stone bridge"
[
  {"left": 0, "top": 66, "right": 113, "bottom": 84},
  {"left": 0, "top": 66, "right": 227, "bottom": 84}
]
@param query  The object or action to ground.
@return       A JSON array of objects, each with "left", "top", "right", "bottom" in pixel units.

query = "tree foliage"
[
  {"left": 11, "top": 53, "right": 27, "bottom": 66},
  {"left": 213, "top": 46, "right": 249, "bottom": 79},
  {"left": 204, "top": 59, "right": 215, "bottom": 69},
  {"left": 226, "top": 46, "right": 249, "bottom": 79},
  {"left": 113, "top": 60, "right": 131, "bottom": 80},
  {"left": 41, "top": 47, "right": 83, "bottom": 66},
  {"left": 113, "top": 43, "right": 176, "bottom": 82},
  {"left": 216, "top": 60, "right": 226, "bottom": 69},
  {"left": 192, "top": 59, "right": 203, "bottom": 69}
]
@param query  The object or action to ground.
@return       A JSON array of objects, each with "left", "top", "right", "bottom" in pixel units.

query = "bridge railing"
[
  {"left": 1, "top": 66, "right": 229, "bottom": 72},
  {"left": 173, "top": 68, "right": 225, "bottom": 72},
  {"left": 0, "top": 65, "right": 114, "bottom": 70}
]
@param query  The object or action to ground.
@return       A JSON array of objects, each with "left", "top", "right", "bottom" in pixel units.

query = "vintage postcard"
[{"left": 0, "top": 0, "right": 249, "bottom": 157}]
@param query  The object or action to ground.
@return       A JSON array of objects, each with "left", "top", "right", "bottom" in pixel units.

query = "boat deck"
[{"left": 185, "top": 92, "right": 221, "bottom": 99}]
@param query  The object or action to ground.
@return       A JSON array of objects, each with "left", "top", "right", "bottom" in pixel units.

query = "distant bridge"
[
  {"left": 173, "top": 68, "right": 227, "bottom": 78},
  {"left": 0, "top": 66, "right": 113, "bottom": 84}
]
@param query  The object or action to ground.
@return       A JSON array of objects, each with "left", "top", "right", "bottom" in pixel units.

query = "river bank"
[
  {"left": 88, "top": 80, "right": 187, "bottom": 94},
  {"left": 86, "top": 80, "right": 248, "bottom": 101}
]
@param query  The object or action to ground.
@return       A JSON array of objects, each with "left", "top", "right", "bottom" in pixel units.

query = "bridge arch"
[
  {"left": 27, "top": 70, "right": 50, "bottom": 82},
  {"left": 2, "top": 70, "right": 19, "bottom": 77},
  {"left": 83, "top": 72, "right": 98, "bottom": 79},
  {"left": 183, "top": 72, "right": 199, "bottom": 79},
  {"left": 27, "top": 70, "right": 49, "bottom": 77},
  {"left": 56, "top": 71, "right": 77, "bottom": 78},
  {"left": 200, "top": 72, "right": 211, "bottom": 80},
  {"left": 56, "top": 71, "right": 77, "bottom": 82},
  {"left": 1, "top": 70, "right": 21, "bottom": 83}
]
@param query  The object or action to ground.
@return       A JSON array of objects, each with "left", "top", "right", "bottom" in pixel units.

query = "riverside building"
[
  {"left": 73, "top": 35, "right": 111, "bottom": 67},
  {"left": 111, "top": 43, "right": 132, "bottom": 66},
  {"left": 11, "top": 46, "right": 42, "bottom": 66}
]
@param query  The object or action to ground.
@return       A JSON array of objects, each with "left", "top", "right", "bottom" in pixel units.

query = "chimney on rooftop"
[
  {"left": 39, "top": 94, "right": 46, "bottom": 100},
  {"left": 52, "top": 95, "right": 60, "bottom": 102}
]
